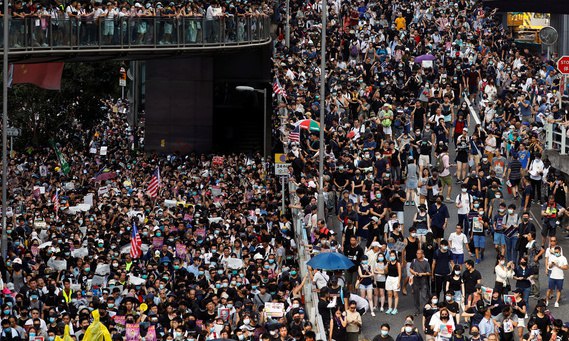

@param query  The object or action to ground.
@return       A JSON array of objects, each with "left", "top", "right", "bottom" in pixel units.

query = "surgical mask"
[
  {"left": 431, "top": 299, "right": 438, "bottom": 305},
  {"left": 508, "top": 209, "right": 514, "bottom": 214},
  {"left": 461, "top": 188, "right": 467, "bottom": 193},
  {"left": 496, "top": 194, "right": 502, "bottom": 199},
  {"left": 500, "top": 260, "right": 505, "bottom": 265},
  {"left": 362, "top": 261, "right": 368, "bottom": 265},
  {"left": 29, "top": 333, "right": 36, "bottom": 338},
  {"left": 49, "top": 317, "right": 56, "bottom": 323},
  {"left": 454, "top": 270, "right": 460, "bottom": 275},
  {"left": 555, "top": 253, "right": 561, "bottom": 257},
  {"left": 411, "top": 233, "right": 417, "bottom": 238},
  {"left": 264, "top": 265, "right": 270, "bottom": 269},
  {"left": 474, "top": 203, "right": 479, "bottom": 208},
  {"left": 378, "top": 256, "right": 384, "bottom": 262},
  {"left": 108, "top": 303, "right": 114, "bottom": 308},
  {"left": 499, "top": 208, "right": 505, "bottom": 213},
  {"left": 405, "top": 326, "right": 413, "bottom": 333},
  {"left": 445, "top": 295, "right": 452, "bottom": 301},
  {"left": 442, "top": 246, "right": 448, "bottom": 251},
  {"left": 48, "top": 337, "right": 55, "bottom": 341},
  {"left": 268, "top": 259, "right": 275, "bottom": 264},
  {"left": 531, "top": 330, "right": 540, "bottom": 336},
  {"left": 155, "top": 232, "right": 162, "bottom": 237},
  {"left": 381, "top": 330, "right": 389, "bottom": 336},
  {"left": 389, "top": 256, "right": 396, "bottom": 261},
  {"left": 270, "top": 330, "right": 278, "bottom": 336},
  {"left": 243, "top": 318, "right": 250, "bottom": 325}
]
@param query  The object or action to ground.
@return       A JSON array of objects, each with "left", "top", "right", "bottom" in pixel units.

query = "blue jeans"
[
  {"left": 505, "top": 236, "right": 518, "bottom": 262},
  {"left": 519, "top": 286, "right": 531, "bottom": 306}
]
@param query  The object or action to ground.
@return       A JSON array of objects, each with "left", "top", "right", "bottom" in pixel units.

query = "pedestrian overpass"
[{"left": 2, "top": 16, "right": 271, "bottom": 63}]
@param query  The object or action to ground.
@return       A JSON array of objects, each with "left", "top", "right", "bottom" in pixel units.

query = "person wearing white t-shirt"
[
  {"left": 546, "top": 246, "right": 568, "bottom": 307},
  {"left": 448, "top": 225, "right": 470, "bottom": 265},
  {"left": 455, "top": 186, "right": 473, "bottom": 234}
]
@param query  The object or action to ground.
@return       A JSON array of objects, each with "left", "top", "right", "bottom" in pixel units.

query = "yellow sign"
[{"left": 275, "top": 153, "right": 286, "bottom": 163}]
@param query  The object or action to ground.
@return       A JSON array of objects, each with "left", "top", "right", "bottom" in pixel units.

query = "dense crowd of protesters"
[
  {"left": 273, "top": 0, "right": 569, "bottom": 340},
  {"left": 2, "top": 0, "right": 569, "bottom": 340}
]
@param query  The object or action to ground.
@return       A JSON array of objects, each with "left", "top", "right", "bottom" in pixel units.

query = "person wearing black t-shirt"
[
  {"left": 462, "top": 260, "right": 482, "bottom": 299},
  {"left": 344, "top": 236, "right": 364, "bottom": 292}
]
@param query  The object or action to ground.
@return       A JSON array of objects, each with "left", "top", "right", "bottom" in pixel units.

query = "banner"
[
  {"left": 50, "top": 141, "right": 71, "bottom": 175},
  {"left": 10, "top": 63, "right": 64, "bottom": 90},
  {"left": 145, "top": 325, "right": 157, "bottom": 341}
]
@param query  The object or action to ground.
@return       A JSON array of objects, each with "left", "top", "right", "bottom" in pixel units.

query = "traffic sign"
[
  {"left": 119, "top": 67, "right": 127, "bottom": 87},
  {"left": 274, "top": 163, "right": 290, "bottom": 176},
  {"left": 6, "top": 127, "right": 20, "bottom": 137},
  {"left": 557, "top": 56, "right": 569, "bottom": 75}
]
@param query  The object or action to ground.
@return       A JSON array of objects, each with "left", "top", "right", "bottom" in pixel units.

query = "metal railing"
[
  {"left": 545, "top": 122, "right": 569, "bottom": 155},
  {"left": 288, "top": 182, "right": 327, "bottom": 341},
  {"left": 1, "top": 15, "right": 270, "bottom": 50}
]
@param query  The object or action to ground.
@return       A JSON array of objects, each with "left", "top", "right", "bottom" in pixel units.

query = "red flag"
[{"left": 11, "top": 63, "right": 64, "bottom": 90}]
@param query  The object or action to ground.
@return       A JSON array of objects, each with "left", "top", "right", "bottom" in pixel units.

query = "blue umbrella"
[{"left": 307, "top": 252, "right": 355, "bottom": 270}]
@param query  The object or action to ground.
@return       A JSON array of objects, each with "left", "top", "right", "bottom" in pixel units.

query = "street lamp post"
[
  {"left": 2, "top": 0, "right": 10, "bottom": 259},
  {"left": 285, "top": 0, "right": 290, "bottom": 48},
  {"left": 235, "top": 86, "right": 268, "bottom": 164},
  {"left": 317, "top": 0, "right": 326, "bottom": 221}
]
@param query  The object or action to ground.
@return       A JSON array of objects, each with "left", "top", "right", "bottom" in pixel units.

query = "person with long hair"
[
  {"left": 329, "top": 306, "right": 347, "bottom": 341},
  {"left": 358, "top": 255, "right": 375, "bottom": 316},
  {"left": 385, "top": 250, "right": 401, "bottom": 315},
  {"left": 374, "top": 250, "right": 387, "bottom": 312}
]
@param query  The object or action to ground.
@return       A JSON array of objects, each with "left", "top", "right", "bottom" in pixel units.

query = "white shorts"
[
  {"left": 517, "top": 318, "right": 526, "bottom": 328},
  {"left": 419, "top": 155, "right": 430, "bottom": 167},
  {"left": 385, "top": 276, "right": 400, "bottom": 291}
]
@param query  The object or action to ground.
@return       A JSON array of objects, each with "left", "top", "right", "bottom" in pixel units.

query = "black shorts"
[
  {"left": 433, "top": 226, "right": 445, "bottom": 239},
  {"left": 375, "top": 281, "right": 386, "bottom": 289},
  {"left": 456, "top": 150, "right": 469, "bottom": 163},
  {"left": 509, "top": 178, "right": 521, "bottom": 187}
]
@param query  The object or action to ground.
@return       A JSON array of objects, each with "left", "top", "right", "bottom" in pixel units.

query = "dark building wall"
[{"left": 144, "top": 44, "right": 272, "bottom": 154}]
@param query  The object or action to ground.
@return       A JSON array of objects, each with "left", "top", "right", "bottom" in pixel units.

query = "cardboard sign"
[
  {"left": 114, "top": 315, "right": 126, "bottom": 334},
  {"left": 481, "top": 286, "right": 493, "bottom": 304},
  {"left": 212, "top": 156, "right": 224, "bottom": 166},
  {"left": 100, "top": 146, "right": 108, "bottom": 156},
  {"left": 125, "top": 323, "right": 140, "bottom": 341},
  {"left": 176, "top": 243, "right": 187, "bottom": 259},
  {"left": 98, "top": 185, "right": 110, "bottom": 196},
  {"left": 152, "top": 237, "right": 164, "bottom": 248},
  {"left": 145, "top": 325, "right": 157, "bottom": 341},
  {"left": 265, "top": 302, "right": 285, "bottom": 317},
  {"left": 218, "top": 307, "right": 230, "bottom": 321}
]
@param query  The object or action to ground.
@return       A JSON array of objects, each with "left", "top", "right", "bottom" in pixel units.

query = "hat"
[
  {"left": 462, "top": 127, "right": 468, "bottom": 131},
  {"left": 12, "top": 258, "right": 22, "bottom": 265},
  {"left": 370, "top": 241, "right": 380, "bottom": 248},
  {"left": 371, "top": 216, "right": 379, "bottom": 223}
]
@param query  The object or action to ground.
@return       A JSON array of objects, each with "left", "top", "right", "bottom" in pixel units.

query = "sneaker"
[
  {"left": 555, "top": 302, "right": 559, "bottom": 308},
  {"left": 391, "top": 308, "right": 398, "bottom": 315},
  {"left": 371, "top": 311, "right": 376, "bottom": 317},
  {"left": 405, "top": 201, "right": 410, "bottom": 206},
  {"left": 475, "top": 259, "right": 480, "bottom": 264},
  {"left": 380, "top": 307, "right": 384, "bottom": 312},
  {"left": 385, "top": 308, "right": 393, "bottom": 314},
  {"left": 411, "top": 201, "right": 416, "bottom": 206},
  {"left": 445, "top": 197, "right": 452, "bottom": 203},
  {"left": 546, "top": 300, "right": 549, "bottom": 307}
]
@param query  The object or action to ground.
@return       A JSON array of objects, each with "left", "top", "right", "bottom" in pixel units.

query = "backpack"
[
  {"left": 350, "top": 43, "right": 359, "bottom": 57},
  {"left": 435, "top": 153, "right": 446, "bottom": 173}
]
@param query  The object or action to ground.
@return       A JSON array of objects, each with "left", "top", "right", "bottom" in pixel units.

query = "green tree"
[{"left": 6, "top": 61, "right": 121, "bottom": 146}]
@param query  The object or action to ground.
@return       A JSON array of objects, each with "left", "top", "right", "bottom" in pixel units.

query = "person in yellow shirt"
[{"left": 395, "top": 13, "right": 406, "bottom": 30}]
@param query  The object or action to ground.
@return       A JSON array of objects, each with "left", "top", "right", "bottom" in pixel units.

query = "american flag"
[
  {"left": 52, "top": 189, "right": 59, "bottom": 216},
  {"left": 289, "top": 125, "right": 300, "bottom": 143},
  {"left": 130, "top": 220, "right": 142, "bottom": 259},
  {"left": 147, "top": 167, "right": 161, "bottom": 198},
  {"left": 273, "top": 79, "right": 287, "bottom": 98}
]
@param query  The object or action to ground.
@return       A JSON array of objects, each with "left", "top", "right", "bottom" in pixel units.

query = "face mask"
[
  {"left": 531, "top": 330, "right": 540, "bottom": 336},
  {"left": 238, "top": 336, "right": 245, "bottom": 341},
  {"left": 155, "top": 232, "right": 162, "bottom": 237},
  {"left": 381, "top": 330, "right": 389, "bottom": 336},
  {"left": 555, "top": 253, "right": 561, "bottom": 257},
  {"left": 442, "top": 246, "right": 448, "bottom": 251},
  {"left": 499, "top": 208, "right": 505, "bottom": 213},
  {"left": 49, "top": 317, "right": 56, "bottom": 323},
  {"left": 243, "top": 318, "right": 250, "bottom": 325},
  {"left": 3, "top": 310, "right": 10, "bottom": 315},
  {"left": 291, "top": 271, "right": 297, "bottom": 276},
  {"left": 411, "top": 233, "right": 417, "bottom": 238},
  {"left": 474, "top": 203, "right": 479, "bottom": 208},
  {"left": 48, "top": 337, "right": 55, "bottom": 341},
  {"left": 199, "top": 271, "right": 204, "bottom": 276},
  {"left": 445, "top": 295, "right": 452, "bottom": 301},
  {"left": 454, "top": 270, "right": 460, "bottom": 275},
  {"left": 471, "top": 332, "right": 479, "bottom": 337},
  {"left": 496, "top": 194, "right": 502, "bottom": 199},
  {"left": 108, "top": 303, "right": 114, "bottom": 308},
  {"left": 264, "top": 265, "right": 270, "bottom": 269},
  {"left": 389, "top": 256, "right": 396, "bottom": 261},
  {"left": 29, "top": 333, "right": 36, "bottom": 338},
  {"left": 362, "top": 261, "right": 368, "bottom": 265},
  {"left": 270, "top": 330, "right": 278, "bottom": 336},
  {"left": 268, "top": 259, "right": 275, "bottom": 264},
  {"left": 378, "top": 257, "right": 384, "bottom": 262},
  {"left": 508, "top": 209, "right": 514, "bottom": 214},
  {"left": 159, "top": 284, "right": 165, "bottom": 290},
  {"left": 405, "top": 326, "right": 413, "bottom": 333},
  {"left": 461, "top": 188, "right": 467, "bottom": 193},
  {"left": 218, "top": 270, "right": 224, "bottom": 275},
  {"left": 432, "top": 299, "right": 438, "bottom": 305},
  {"left": 523, "top": 218, "right": 529, "bottom": 222},
  {"left": 500, "top": 260, "right": 505, "bottom": 265}
]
